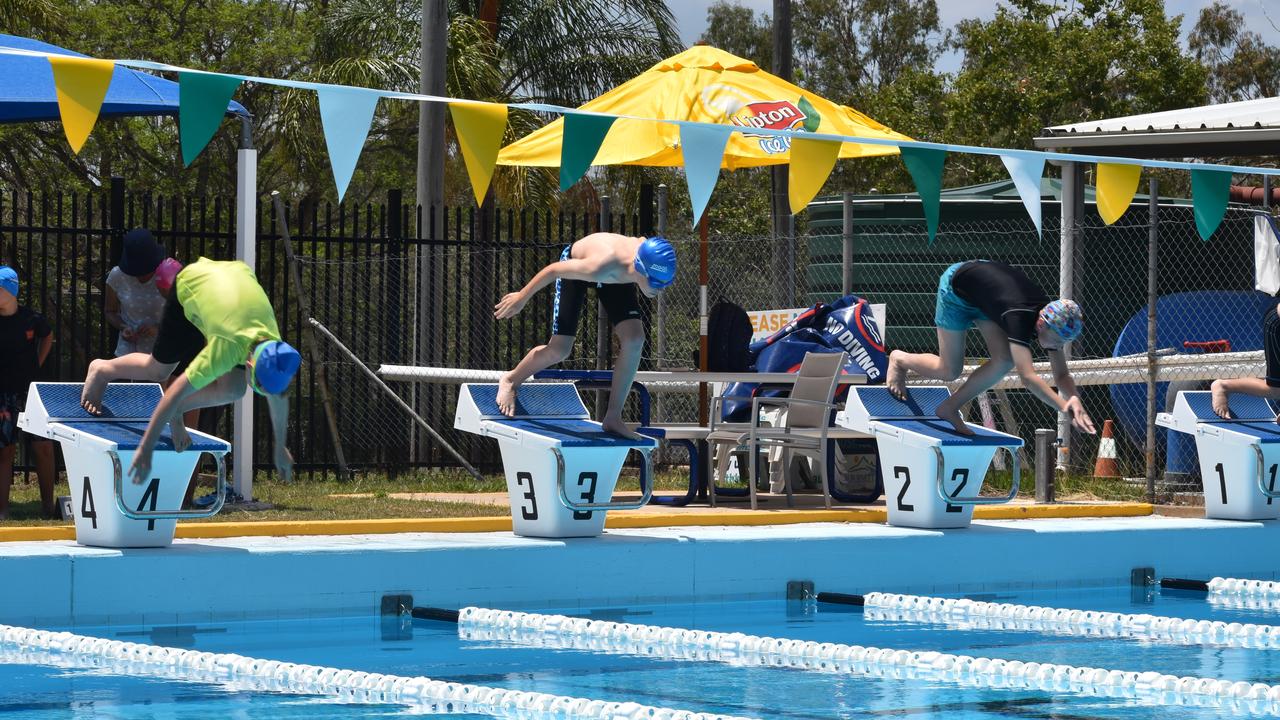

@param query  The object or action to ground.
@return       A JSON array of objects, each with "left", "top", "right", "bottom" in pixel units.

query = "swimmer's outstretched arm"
[
  {"left": 127, "top": 375, "right": 198, "bottom": 484},
  {"left": 1014, "top": 345, "right": 1096, "bottom": 434},
  {"left": 494, "top": 257, "right": 606, "bottom": 319},
  {"left": 265, "top": 391, "right": 293, "bottom": 482}
]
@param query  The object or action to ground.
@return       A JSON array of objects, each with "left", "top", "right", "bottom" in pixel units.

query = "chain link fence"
[{"left": 295, "top": 194, "right": 1270, "bottom": 496}]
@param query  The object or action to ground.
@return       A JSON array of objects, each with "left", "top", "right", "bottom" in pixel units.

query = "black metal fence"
[{"left": 0, "top": 180, "right": 647, "bottom": 477}]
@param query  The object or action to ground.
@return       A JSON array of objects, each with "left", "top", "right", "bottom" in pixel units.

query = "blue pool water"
[{"left": 5, "top": 584, "right": 1280, "bottom": 719}]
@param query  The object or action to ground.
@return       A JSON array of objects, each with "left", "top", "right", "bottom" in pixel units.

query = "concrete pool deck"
[{"left": 0, "top": 513, "right": 1273, "bottom": 629}]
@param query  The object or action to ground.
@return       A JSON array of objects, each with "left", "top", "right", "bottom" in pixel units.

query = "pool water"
[{"left": 4, "top": 584, "right": 1280, "bottom": 719}]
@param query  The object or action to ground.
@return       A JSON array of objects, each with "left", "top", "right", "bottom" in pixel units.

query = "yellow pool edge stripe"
[{"left": 0, "top": 502, "right": 1152, "bottom": 542}]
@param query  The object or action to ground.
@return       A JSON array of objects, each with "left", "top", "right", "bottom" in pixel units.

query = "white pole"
[{"left": 234, "top": 117, "right": 257, "bottom": 500}]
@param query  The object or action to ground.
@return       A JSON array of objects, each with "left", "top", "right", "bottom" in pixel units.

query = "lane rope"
[
  {"left": 860, "top": 591, "right": 1280, "bottom": 649},
  {"left": 456, "top": 606, "right": 1280, "bottom": 715},
  {"left": 0, "top": 623, "right": 757, "bottom": 720}
]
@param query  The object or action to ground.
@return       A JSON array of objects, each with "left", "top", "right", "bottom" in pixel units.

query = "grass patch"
[{"left": 0, "top": 465, "right": 700, "bottom": 526}]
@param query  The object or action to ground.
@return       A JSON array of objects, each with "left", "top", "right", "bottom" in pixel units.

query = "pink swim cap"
[{"left": 155, "top": 258, "right": 182, "bottom": 291}]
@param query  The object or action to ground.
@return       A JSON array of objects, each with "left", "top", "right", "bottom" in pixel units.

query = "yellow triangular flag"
[
  {"left": 48, "top": 55, "right": 115, "bottom": 154},
  {"left": 449, "top": 102, "right": 509, "bottom": 206},
  {"left": 1096, "top": 163, "right": 1142, "bottom": 225},
  {"left": 788, "top": 137, "right": 842, "bottom": 214}
]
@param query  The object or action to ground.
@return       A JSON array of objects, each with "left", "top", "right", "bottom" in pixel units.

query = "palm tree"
[{"left": 283, "top": 0, "right": 681, "bottom": 206}]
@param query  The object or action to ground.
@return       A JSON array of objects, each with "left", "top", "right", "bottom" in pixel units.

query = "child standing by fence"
[{"left": 0, "top": 266, "right": 57, "bottom": 520}]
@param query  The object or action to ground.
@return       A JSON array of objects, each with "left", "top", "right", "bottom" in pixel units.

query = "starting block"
[
  {"left": 18, "top": 382, "right": 231, "bottom": 548},
  {"left": 454, "top": 383, "right": 655, "bottom": 538},
  {"left": 1157, "top": 391, "right": 1280, "bottom": 520},
  {"left": 838, "top": 387, "right": 1022, "bottom": 528}
]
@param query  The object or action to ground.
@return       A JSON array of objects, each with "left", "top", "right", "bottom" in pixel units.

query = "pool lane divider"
[
  {"left": 840, "top": 591, "right": 1280, "bottom": 649},
  {"left": 438, "top": 605, "right": 1280, "bottom": 714},
  {"left": 0, "top": 624, "right": 758, "bottom": 720},
  {"left": 1162, "top": 576, "right": 1280, "bottom": 599}
]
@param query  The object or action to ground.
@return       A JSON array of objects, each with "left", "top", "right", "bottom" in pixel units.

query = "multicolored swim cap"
[
  {"left": 154, "top": 258, "right": 182, "bottom": 292},
  {"left": 1039, "top": 299, "right": 1083, "bottom": 342},
  {"left": 634, "top": 236, "right": 677, "bottom": 289},
  {"left": 250, "top": 340, "right": 302, "bottom": 395}
]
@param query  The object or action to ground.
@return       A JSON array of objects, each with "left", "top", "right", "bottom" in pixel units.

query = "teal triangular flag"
[
  {"left": 900, "top": 146, "right": 947, "bottom": 244},
  {"left": 679, "top": 122, "right": 733, "bottom": 227},
  {"left": 999, "top": 153, "right": 1045, "bottom": 236},
  {"left": 178, "top": 72, "right": 243, "bottom": 167},
  {"left": 559, "top": 113, "right": 615, "bottom": 191},
  {"left": 1190, "top": 168, "right": 1232, "bottom": 241},
  {"left": 318, "top": 86, "right": 381, "bottom": 201}
]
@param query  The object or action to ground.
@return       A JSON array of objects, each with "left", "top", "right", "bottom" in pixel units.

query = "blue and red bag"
[{"left": 721, "top": 294, "right": 887, "bottom": 422}]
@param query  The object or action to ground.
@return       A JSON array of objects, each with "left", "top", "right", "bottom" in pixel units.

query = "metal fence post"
[
  {"left": 1035, "top": 429, "right": 1056, "bottom": 503},
  {"left": 1057, "top": 162, "right": 1079, "bottom": 472},
  {"left": 1146, "top": 177, "right": 1159, "bottom": 503},
  {"left": 841, "top": 191, "right": 853, "bottom": 296}
]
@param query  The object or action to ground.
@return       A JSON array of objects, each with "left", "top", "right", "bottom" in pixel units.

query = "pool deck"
[{"left": 0, "top": 511, "right": 1274, "bottom": 629}]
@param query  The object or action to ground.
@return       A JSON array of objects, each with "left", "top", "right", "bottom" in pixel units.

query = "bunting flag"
[
  {"left": 179, "top": 71, "right": 243, "bottom": 166},
  {"left": 788, "top": 137, "right": 841, "bottom": 214},
  {"left": 679, "top": 122, "right": 734, "bottom": 226},
  {"left": 900, "top": 146, "right": 946, "bottom": 244},
  {"left": 999, "top": 153, "right": 1045, "bottom": 235},
  {"left": 47, "top": 56, "right": 115, "bottom": 153},
  {"left": 317, "top": 86, "right": 381, "bottom": 202},
  {"left": 1095, "top": 163, "right": 1142, "bottom": 225},
  {"left": 1191, "top": 168, "right": 1232, "bottom": 241},
  {"left": 559, "top": 112, "right": 616, "bottom": 191},
  {"left": 450, "top": 102, "right": 509, "bottom": 206}
]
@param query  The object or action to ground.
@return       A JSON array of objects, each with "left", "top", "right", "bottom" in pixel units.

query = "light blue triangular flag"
[
  {"left": 317, "top": 86, "right": 382, "bottom": 201},
  {"left": 1000, "top": 153, "right": 1045, "bottom": 236},
  {"left": 678, "top": 122, "right": 733, "bottom": 226}
]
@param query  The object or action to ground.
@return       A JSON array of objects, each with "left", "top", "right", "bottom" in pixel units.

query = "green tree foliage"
[
  {"left": 941, "top": 0, "right": 1207, "bottom": 185},
  {"left": 1190, "top": 0, "right": 1280, "bottom": 103}
]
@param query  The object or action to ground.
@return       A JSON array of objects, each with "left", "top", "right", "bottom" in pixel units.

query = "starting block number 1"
[
  {"left": 1214, "top": 462, "right": 1278, "bottom": 506},
  {"left": 514, "top": 470, "right": 599, "bottom": 521},
  {"left": 894, "top": 465, "right": 969, "bottom": 514}
]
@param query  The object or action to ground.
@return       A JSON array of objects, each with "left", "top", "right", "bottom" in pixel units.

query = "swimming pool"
[{"left": 5, "top": 582, "right": 1280, "bottom": 719}]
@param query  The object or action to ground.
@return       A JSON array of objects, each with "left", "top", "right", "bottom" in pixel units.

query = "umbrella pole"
[{"left": 698, "top": 215, "right": 710, "bottom": 427}]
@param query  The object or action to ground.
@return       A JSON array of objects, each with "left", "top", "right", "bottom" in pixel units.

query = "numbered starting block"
[
  {"left": 18, "top": 382, "right": 231, "bottom": 548},
  {"left": 838, "top": 387, "right": 1022, "bottom": 529},
  {"left": 1157, "top": 391, "right": 1280, "bottom": 521},
  {"left": 454, "top": 383, "right": 655, "bottom": 538}
]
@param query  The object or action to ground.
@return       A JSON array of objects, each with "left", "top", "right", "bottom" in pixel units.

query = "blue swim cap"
[
  {"left": 1039, "top": 299, "right": 1083, "bottom": 342},
  {"left": 251, "top": 340, "right": 302, "bottom": 395},
  {"left": 0, "top": 266, "right": 18, "bottom": 300},
  {"left": 634, "top": 236, "right": 677, "bottom": 289}
]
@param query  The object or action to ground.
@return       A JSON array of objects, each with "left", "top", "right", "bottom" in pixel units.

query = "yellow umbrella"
[{"left": 498, "top": 44, "right": 911, "bottom": 170}]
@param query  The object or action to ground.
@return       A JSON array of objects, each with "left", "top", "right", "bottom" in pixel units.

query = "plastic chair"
[{"left": 707, "top": 351, "right": 847, "bottom": 509}]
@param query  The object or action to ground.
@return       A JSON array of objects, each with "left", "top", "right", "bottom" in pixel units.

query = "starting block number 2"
[
  {"left": 893, "top": 465, "right": 970, "bottom": 514},
  {"left": 514, "top": 471, "right": 598, "bottom": 521},
  {"left": 1213, "top": 462, "right": 1278, "bottom": 506},
  {"left": 79, "top": 476, "right": 162, "bottom": 531}
]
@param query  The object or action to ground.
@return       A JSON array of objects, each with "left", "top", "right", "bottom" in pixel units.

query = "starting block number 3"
[
  {"left": 515, "top": 471, "right": 598, "bottom": 521},
  {"left": 894, "top": 465, "right": 969, "bottom": 513},
  {"left": 1214, "top": 462, "right": 1278, "bottom": 506}
]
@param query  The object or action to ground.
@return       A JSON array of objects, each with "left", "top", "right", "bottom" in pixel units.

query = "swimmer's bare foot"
[
  {"left": 936, "top": 400, "right": 974, "bottom": 436},
  {"left": 602, "top": 415, "right": 644, "bottom": 441},
  {"left": 1210, "top": 380, "right": 1231, "bottom": 419},
  {"left": 170, "top": 420, "right": 192, "bottom": 453},
  {"left": 886, "top": 350, "right": 909, "bottom": 401},
  {"left": 81, "top": 359, "right": 110, "bottom": 415},
  {"left": 496, "top": 374, "right": 519, "bottom": 417}
]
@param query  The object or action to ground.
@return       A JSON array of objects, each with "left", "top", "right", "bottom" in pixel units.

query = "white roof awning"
[{"left": 1034, "top": 96, "right": 1280, "bottom": 158}]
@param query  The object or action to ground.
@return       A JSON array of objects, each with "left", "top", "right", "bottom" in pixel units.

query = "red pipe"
[{"left": 1229, "top": 185, "right": 1280, "bottom": 205}]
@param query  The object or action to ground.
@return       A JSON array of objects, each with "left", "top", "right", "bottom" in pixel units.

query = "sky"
[{"left": 670, "top": 0, "right": 1280, "bottom": 74}]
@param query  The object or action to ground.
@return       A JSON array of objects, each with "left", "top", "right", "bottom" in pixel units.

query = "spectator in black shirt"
[
  {"left": 0, "top": 266, "right": 56, "bottom": 520},
  {"left": 887, "top": 260, "right": 1095, "bottom": 436}
]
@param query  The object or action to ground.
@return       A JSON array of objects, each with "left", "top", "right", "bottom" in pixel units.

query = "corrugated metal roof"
[{"left": 1034, "top": 96, "right": 1280, "bottom": 157}]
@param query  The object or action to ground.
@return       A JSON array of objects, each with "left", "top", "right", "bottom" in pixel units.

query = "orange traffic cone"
[{"left": 1093, "top": 419, "right": 1120, "bottom": 478}]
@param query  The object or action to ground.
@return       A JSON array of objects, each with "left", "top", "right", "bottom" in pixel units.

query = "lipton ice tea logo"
[{"left": 729, "top": 96, "right": 822, "bottom": 154}]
